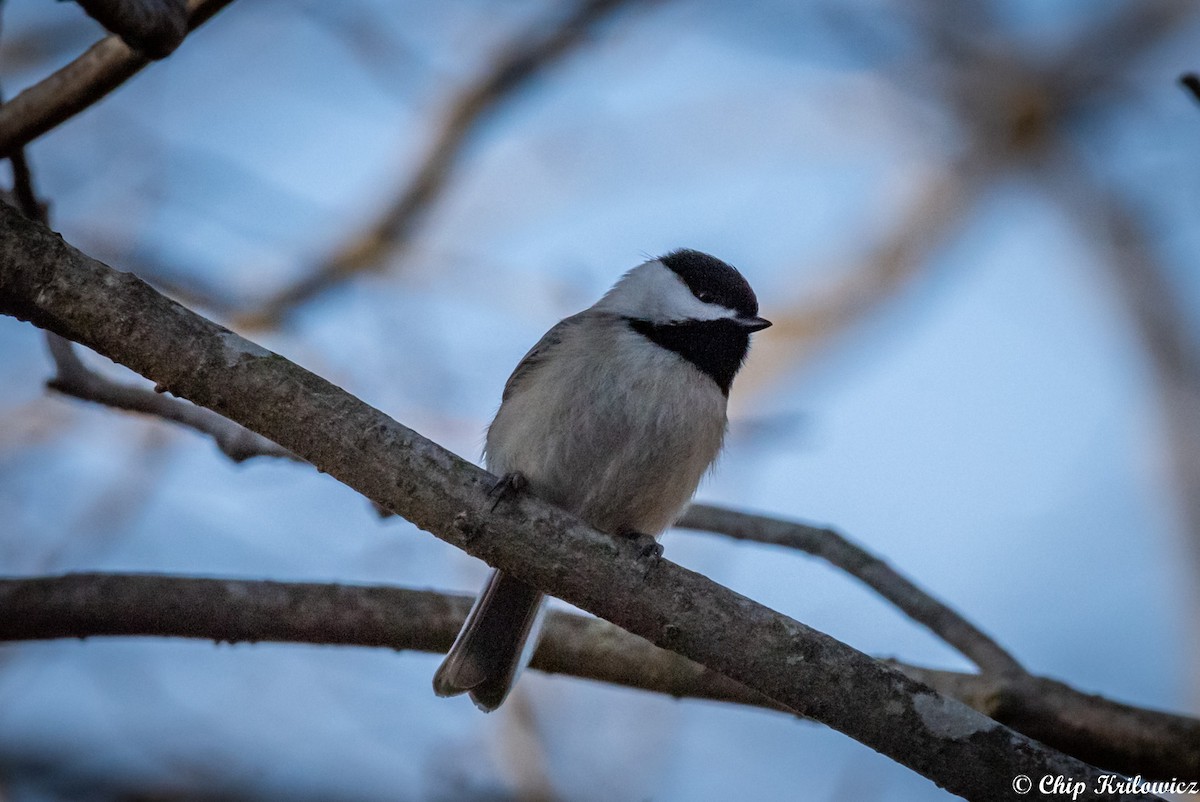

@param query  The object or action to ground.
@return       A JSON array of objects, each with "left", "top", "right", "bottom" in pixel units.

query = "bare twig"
[
  {"left": 677, "top": 503, "right": 1025, "bottom": 676},
  {"left": 0, "top": 203, "right": 1158, "bottom": 800},
  {"left": 7, "top": 145, "right": 45, "bottom": 223},
  {"left": 1, "top": 57, "right": 50, "bottom": 226},
  {"left": 0, "top": 0, "right": 236, "bottom": 158},
  {"left": 72, "top": 0, "right": 189, "bottom": 58},
  {"left": 236, "top": 0, "right": 648, "bottom": 329},
  {"left": 43, "top": 332, "right": 294, "bottom": 462},
  {"left": 0, "top": 572, "right": 1195, "bottom": 782}
]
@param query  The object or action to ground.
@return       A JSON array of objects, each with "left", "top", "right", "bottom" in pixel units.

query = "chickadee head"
[
  {"left": 597, "top": 249, "right": 772, "bottom": 332},
  {"left": 598, "top": 249, "right": 771, "bottom": 394}
]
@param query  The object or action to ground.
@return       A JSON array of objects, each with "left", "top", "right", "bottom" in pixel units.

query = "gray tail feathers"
[{"left": 433, "top": 569, "right": 545, "bottom": 712}]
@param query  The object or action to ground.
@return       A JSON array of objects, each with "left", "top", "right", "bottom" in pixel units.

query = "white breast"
[{"left": 486, "top": 313, "right": 727, "bottom": 536}]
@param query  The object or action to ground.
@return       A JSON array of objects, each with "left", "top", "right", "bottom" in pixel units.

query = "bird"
[{"left": 432, "top": 249, "right": 770, "bottom": 711}]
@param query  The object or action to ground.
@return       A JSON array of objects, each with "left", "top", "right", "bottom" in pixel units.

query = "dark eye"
[{"left": 697, "top": 291, "right": 716, "bottom": 304}]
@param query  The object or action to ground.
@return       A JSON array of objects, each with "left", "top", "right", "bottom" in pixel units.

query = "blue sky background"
[{"left": 1, "top": 1, "right": 1198, "bottom": 799}]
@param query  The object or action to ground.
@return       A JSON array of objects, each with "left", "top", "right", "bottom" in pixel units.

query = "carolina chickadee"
[{"left": 433, "top": 249, "right": 770, "bottom": 711}]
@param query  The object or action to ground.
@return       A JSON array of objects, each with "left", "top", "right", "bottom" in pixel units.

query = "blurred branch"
[
  {"left": 1056, "top": 1, "right": 1196, "bottom": 100},
  {"left": 235, "top": 0, "right": 650, "bottom": 329},
  {"left": 780, "top": 0, "right": 1198, "bottom": 409},
  {"left": 0, "top": 0, "right": 235, "bottom": 158},
  {"left": 73, "top": 0, "right": 189, "bottom": 58},
  {"left": 0, "top": 572, "right": 1195, "bottom": 782},
  {"left": 0, "top": 17, "right": 101, "bottom": 74},
  {"left": 738, "top": 158, "right": 986, "bottom": 398},
  {"left": 792, "top": 167, "right": 974, "bottom": 341},
  {"left": 678, "top": 504, "right": 1024, "bottom": 676},
  {"left": 0, "top": 204, "right": 1146, "bottom": 800},
  {"left": 1047, "top": 149, "right": 1200, "bottom": 579},
  {"left": 908, "top": 0, "right": 1200, "bottom": 670}
]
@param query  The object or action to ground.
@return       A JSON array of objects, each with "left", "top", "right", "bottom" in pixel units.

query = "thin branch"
[
  {"left": 677, "top": 504, "right": 1025, "bottom": 677},
  {"left": 72, "top": 0, "right": 189, "bottom": 58},
  {"left": 7, "top": 145, "right": 45, "bottom": 223},
  {"left": 43, "top": 330, "right": 295, "bottom": 462},
  {"left": 235, "top": 0, "right": 649, "bottom": 329},
  {"left": 0, "top": 572, "right": 1195, "bottom": 782},
  {"left": 1, "top": 55, "right": 50, "bottom": 226},
  {"left": 0, "top": 0, "right": 236, "bottom": 158},
  {"left": 0, "top": 203, "right": 1163, "bottom": 800}
]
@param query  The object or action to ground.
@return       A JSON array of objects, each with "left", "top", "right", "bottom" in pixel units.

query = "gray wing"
[{"left": 501, "top": 311, "right": 587, "bottom": 401}]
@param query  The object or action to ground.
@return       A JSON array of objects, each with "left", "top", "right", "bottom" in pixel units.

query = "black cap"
[{"left": 659, "top": 249, "right": 760, "bottom": 319}]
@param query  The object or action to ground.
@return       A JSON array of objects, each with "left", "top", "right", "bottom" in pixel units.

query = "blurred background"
[{"left": 1, "top": 0, "right": 1198, "bottom": 799}]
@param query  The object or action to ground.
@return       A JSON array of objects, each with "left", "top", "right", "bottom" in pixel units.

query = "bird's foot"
[
  {"left": 620, "top": 529, "right": 663, "bottom": 560},
  {"left": 488, "top": 471, "right": 528, "bottom": 512}
]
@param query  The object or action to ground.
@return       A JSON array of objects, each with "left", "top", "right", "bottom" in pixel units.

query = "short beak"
[{"left": 738, "top": 316, "right": 772, "bottom": 332}]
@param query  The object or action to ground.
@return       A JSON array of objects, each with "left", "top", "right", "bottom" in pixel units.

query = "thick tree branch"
[
  {"left": 0, "top": 572, "right": 1194, "bottom": 782},
  {"left": 0, "top": 0, "right": 235, "bottom": 158},
  {"left": 0, "top": 202, "right": 1161, "bottom": 800},
  {"left": 678, "top": 504, "right": 1025, "bottom": 676},
  {"left": 236, "top": 0, "right": 648, "bottom": 329}
]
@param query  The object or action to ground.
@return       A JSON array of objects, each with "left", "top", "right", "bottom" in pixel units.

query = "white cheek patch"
[{"left": 596, "top": 260, "right": 739, "bottom": 322}]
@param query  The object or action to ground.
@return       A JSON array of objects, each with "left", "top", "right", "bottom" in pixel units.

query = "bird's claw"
[
  {"left": 488, "top": 471, "right": 528, "bottom": 512},
  {"left": 640, "top": 539, "right": 664, "bottom": 560},
  {"left": 623, "top": 530, "right": 663, "bottom": 560}
]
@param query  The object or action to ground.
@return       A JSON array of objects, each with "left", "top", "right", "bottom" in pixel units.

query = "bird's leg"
[
  {"left": 616, "top": 526, "right": 664, "bottom": 560},
  {"left": 488, "top": 471, "right": 528, "bottom": 512}
]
